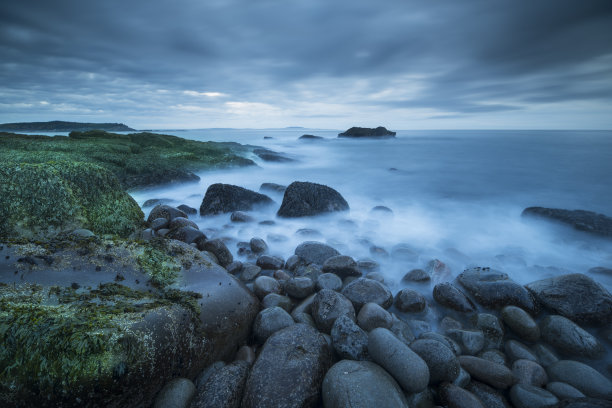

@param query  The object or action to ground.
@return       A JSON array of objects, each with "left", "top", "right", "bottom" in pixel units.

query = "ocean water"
[{"left": 129, "top": 128, "right": 612, "bottom": 291}]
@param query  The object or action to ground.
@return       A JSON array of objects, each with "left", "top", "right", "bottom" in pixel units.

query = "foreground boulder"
[
  {"left": 0, "top": 238, "right": 259, "bottom": 407},
  {"left": 522, "top": 207, "right": 612, "bottom": 238},
  {"left": 338, "top": 126, "right": 396, "bottom": 138},
  {"left": 200, "top": 183, "right": 274, "bottom": 215},
  {"left": 525, "top": 273, "right": 612, "bottom": 326},
  {"left": 241, "top": 324, "right": 332, "bottom": 408},
  {"left": 0, "top": 161, "right": 143, "bottom": 239},
  {"left": 277, "top": 181, "right": 349, "bottom": 218}
]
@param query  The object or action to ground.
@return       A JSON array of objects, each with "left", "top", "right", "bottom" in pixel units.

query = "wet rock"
[
  {"left": 478, "top": 349, "right": 508, "bottom": 366},
  {"left": 295, "top": 241, "right": 340, "bottom": 266},
  {"left": 239, "top": 264, "right": 261, "bottom": 282},
  {"left": 447, "top": 329, "right": 485, "bottom": 355},
  {"left": 235, "top": 346, "right": 256, "bottom": 366},
  {"left": 226, "top": 261, "right": 243, "bottom": 275},
  {"left": 438, "top": 382, "right": 486, "bottom": 408},
  {"left": 311, "top": 289, "right": 356, "bottom": 333},
  {"left": 512, "top": 359, "right": 548, "bottom": 386},
  {"left": 330, "top": 314, "right": 370, "bottom": 360},
  {"left": 316, "top": 273, "right": 343, "bottom": 292},
  {"left": 150, "top": 217, "right": 169, "bottom": 231},
  {"left": 410, "top": 339, "right": 460, "bottom": 384},
  {"left": 433, "top": 282, "right": 476, "bottom": 313},
  {"left": 357, "top": 258, "right": 379, "bottom": 273},
  {"left": 198, "top": 239, "right": 233, "bottom": 267},
  {"left": 458, "top": 355, "right": 515, "bottom": 390},
  {"left": 521, "top": 206, "right": 612, "bottom": 238},
  {"left": 540, "top": 314, "right": 605, "bottom": 358},
  {"left": 419, "top": 332, "right": 462, "bottom": 356},
  {"left": 501, "top": 305, "right": 540, "bottom": 342},
  {"left": 148, "top": 204, "right": 187, "bottom": 223},
  {"left": 284, "top": 277, "right": 315, "bottom": 299},
  {"left": 322, "top": 255, "right": 361, "bottom": 278},
  {"left": 368, "top": 328, "right": 430, "bottom": 393},
  {"left": 166, "top": 226, "right": 204, "bottom": 244},
  {"left": 466, "top": 381, "right": 512, "bottom": 408},
  {"left": 533, "top": 344, "right": 559, "bottom": 367},
  {"left": 200, "top": 184, "right": 273, "bottom": 215},
  {"left": 253, "top": 306, "right": 295, "bottom": 344},
  {"left": 242, "top": 324, "right": 332, "bottom": 408},
  {"left": 168, "top": 216, "right": 198, "bottom": 230},
  {"left": 402, "top": 268, "right": 430, "bottom": 283},
  {"left": 153, "top": 378, "right": 196, "bottom": 408},
  {"left": 525, "top": 273, "right": 612, "bottom": 326},
  {"left": 177, "top": 204, "right": 197, "bottom": 215},
  {"left": 557, "top": 398, "right": 612, "bottom": 408},
  {"left": 295, "top": 264, "right": 322, "bottom": 282},
  {"left": 440, "top": 316, "right": 463, "bottom": 333},
  {"left": 322, "top": 360, "right": 408, "bottom": 408},
  {"left": 357, "top": 302, "right": 393, "bottom": 332},
  {"left": 249, "top": 237, "right": 268, "bottom": 254},
  {"left": 338, "top": 126, "right": 396, "bottom": 138},
  {"left": 277, "top": 181, "right": 349, "bottom": 217},
  {"left": 255, "top": 254, "right": 284, "bottom": 270},
  {"left": 191, "top": 361, "right": 249, "bottom": 408},
  {"left": 395, "top": 288, "right": 427, "bottom": 313},
  {"left": 230, "top": 211, "right": 255, "bottom": 223},
  {"left": 545, "top": 382, "right": 586, "bottom": 400},
  {"left": 253, "top": 276, "right": 281, "bottom": 300},
  {"left": 390, "top": 315, "right": 416, "bottom": 344},
  {"left": 341, "top": 278, "right": 393, "bottom": 311},
  {"left": 505, "top": 339, "right": 538, "bottom": 362},
  {"left": 194, "top": 362, "right": 226, "bottom": 390},
  {"left": 259, "top": 182, "right": 286, "bottom": 194},
  {"left": 509, "top": 383, "right": 559, "bottom": 408},
  {"left": 453, "top": 366, "right": 472, "bottom": 388},
  {"left": 458, "top": 267, "right": 537, "bottom": 313},
  {"left": 426, "top": 259, "right": 452, "bottom": 282},
  {"left": 261, "top": 293, "right": 293, "bottom": 312},
  {"left": 547, "top": 360, "right": 612, "bottom": 399},
  {"left": 473, "top": 313, "right": 504, "bottom": 349}
]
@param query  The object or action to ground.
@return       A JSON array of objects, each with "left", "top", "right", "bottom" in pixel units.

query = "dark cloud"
[{"left": 1, "top": 0, "right": 611, "bottom": 127}]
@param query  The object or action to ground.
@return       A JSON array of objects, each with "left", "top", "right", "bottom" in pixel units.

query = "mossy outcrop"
[
  {"left": 0, "top": 237, "right": 259, "bottom": 407},
  {"left": 0, "top": 161, "right": 144, "bottom": 239},
  {"left": 0, "top": 130, "right": 256, "bottom": 189}
]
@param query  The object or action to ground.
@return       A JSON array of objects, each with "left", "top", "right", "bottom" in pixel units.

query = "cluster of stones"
[{"left": 142, "top": 181, "right": 612, "bottom": 408}]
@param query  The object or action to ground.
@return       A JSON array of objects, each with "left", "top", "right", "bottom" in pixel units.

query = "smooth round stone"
[
  {"left": 321, "top": 255, "right": 361, "bottom": 278},
  {"left": 512, "top": 359, "right": 548, "bottom": 386},
  {"left": 395, "top": 288, "right": 427, "bottom": 313},
  {"left": 255, "top": 254, "right": 284, "bottom": 270},
  {"left": 330, "top": 314, "right": 369, "bottom": 361},
  {"left": 191, "top": 361, "right": 249, "bottom": 408},
  {"left": 509, "top": 383, "right": 559, "bottom": 408},
  {"left": 502, "top": 305, "right": 540, "bottom": 342},
  {"left": 402, "top": 268, "right": 431, "bottom": 283},
  {"left": 390, "top": 315, "right": 416, "bottom": 344},
  {"left": 234, "top": 345, "right": 256, "bottom": 366},
  {"left": 368, "top": 327, "right": 430, "bottom": 393},
  {"left": 194, "top": 361, "right": 226, "bottom": 389},
  {"left": 292, "top": 312, "right": 316, "bottom": 327},
  {"left": 439, "top": 383, "right": 485, "bottom": 408},
  {"left": 253, "top": 306, "right": 295, "bottom": 344},
  {"left": 356, "top": 258, "right": 379, "bottom": 273},
  {"left": 458, "top": 355, "right": 515, "bottom": 390},
  {"left": 446, "top": 329, "right": 485, "bottom": 355},
  {"left": 478, "top": 349, "right": 508, "bottom": 366},
  {"left": 418, "top": 332, "right": 461, "bottom": 356},
  {"left": 453, "top": 366, "right": 471, "bottom": 388},
  {"left": 168, "top": 216, "right": 198, "bottom": 230},
  {"left": 284, "top": 277, "right": 315, "bottom": 299},
  {"left": 239, "top": 264, "right": 261, "bottom": 282},
  {"left": 295, "top": 264, "right": 322, "bottom": 282},
  {"left": 365, "top": 272, "right": 385, "bottom": 283},
  {"left": 322, "top": 360, "right": 409, "bottom": 408},
  {"left": 261, "top": 293, "right": 294, "bottom": 312},
  {"left": 273, "top": 270, "right": 292, "bottom": 281},
  {"left": 225, "top": 261, "right": 243, "bottom": 275},
  {"left": 341, "top": 278, "right": 393, "bottom": 311},
  {"left": 547, "top": 360, "right": 612, "bottom": 400},
  {"left": 295, "top": 241, "right": 340, "bottom": 266},
  {"left": 249, "top": 237, "right": 268, "bottom": 254},
  {"left": 533, "top": 344, "right": 559, "bottom": 368},
  {"left": 316, "top": 273, "right": 343, "bottom": 292},
  {"left": 540, "top": 315, "right": 605, "bottom": 358},
  {"left": 198, "top": 239, "right": 233, "bottom": 267},
  {"left": 440, "top": 316, "right": 463, "bottom": 333},
  {"left": 410, "top": 339, "right": 460, "bottom": 384},
  {"left": 406, "top": 388, "right": 435, "bottom": 408},
  {"left": 505, "top": 339, "right": 538, "bottom": 362},
  {"left": 150, "top": 218, "right": 169, "bottom": 231},
  {"left": 357, "top": 302, "right": 393, "bottom": 332},
  {"left": 311, "top": 289, "right": 356, "bottom": 334},
  {"left": 466, "top": 381, "right": 512, "bottom": 408},
  {"left": 231, "top": 211, "right": 255, "bottom": 223},
  {"left": 253, "top": 276, "right": 281, "bottom": 300},
  {"left": 546, "top": 381, "right": 586, "bottom": 400},
  {"left": 473, "top": 313, "right": 504, "bottom": 349},
  {"left": 153, "top": 378, "right": 196, "bottom": 408},
  {"left": 433, "top": 282, "right": 476, "bottom": 313}
]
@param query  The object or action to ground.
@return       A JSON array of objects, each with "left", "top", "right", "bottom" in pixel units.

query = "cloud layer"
[{"left": 1, "top": 0, "right": 611, "bottom": 128}]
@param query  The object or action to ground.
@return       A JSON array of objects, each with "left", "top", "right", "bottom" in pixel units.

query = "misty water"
[{"left": 130, "top": 128, "right": 612, "bottom": 293}]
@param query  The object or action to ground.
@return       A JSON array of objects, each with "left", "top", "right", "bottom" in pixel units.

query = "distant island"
[
  {"left": 338, "top": 126, "right": 396, "bottom": 138},
  {"left": 0, "top": 120, "right": 135, "bottom": 132}
]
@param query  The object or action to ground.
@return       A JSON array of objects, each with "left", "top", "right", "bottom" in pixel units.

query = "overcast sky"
[{"left": 1, "top": 0, "right": 611, "bottom": 129}]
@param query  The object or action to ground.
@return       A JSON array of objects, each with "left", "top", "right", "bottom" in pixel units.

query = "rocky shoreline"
[{"left": 1, "top": 139, "right": 611, "bottom": 407}]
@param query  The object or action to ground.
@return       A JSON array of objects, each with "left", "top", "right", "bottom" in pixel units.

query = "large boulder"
[
  {"left": 241, "top": 324, "right": 332, "bottom": 408},
  {"left": 277, "top": 181, "right": 349, "bottom": 218},
  {"left": 199, "top": 183, "right": 274, "bottom": 215},
  {"left": 0, "top": 238, "right": 259, "bottom": 407},
  {"left": 294, "top": 241, "right": 340, "bottom": 266},
  {"left": 522, "top": 207, "right": 612, "bottom": 238},
  {"left": 525, "top": 273, "right": 612, "bottom": 326},
  {"left": 0, "top": 161, "right": 143, "bottom": 239},
  {"left": 338, "top": 126, "right": 396, "bottom": 138}
]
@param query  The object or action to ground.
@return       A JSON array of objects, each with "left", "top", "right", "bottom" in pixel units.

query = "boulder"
[
  {"left": 509, "top": 384, "right": 559, "bottom": 408},
  {"left": 458, "top": 355, "right": 515, "bottom": 390},
  {"left": 525, "top": 273, "right": 612, "bottom": 326},
  {"left": 522, "top": 207, "right": 612, "bottom": 238},
  {"left": 410, "top": 339, "right": 460, "bottom": 384},
  {"left": 466, "top": 381, "right": 512, "bottom": 408},
  {"left": 277, "top": 181, "right": 349, "bottom": 217},
  {"left": 356, "top": 302, "right": 393, "bottom": 332},
  {"left": 395, "top": 288, "right": 427, "bottom": 313},
  {"left": 438, "top": 383, "right": 486, "bottom": 408},
  {"left": 241, "top": 324, "right": 332, "bottom": 408},
  {"left": 322, "top": 360, "right": 408, "bottom": 408},
  {"left": 198, "top": 239, "right": 233, "bottom": 268},
  {"left": 433, "top": 282, "right": 476, "bottom": 313},
  {"left": 294, "top": 241, "right": 340, "bottom": 266},
  {"left": 148, "top": 204, "right": 187, "bottom": 223},
  {"left": 252, "top": 148, "right": 294, "bottom": 163},
  {"left": 322, "top": 255, "right": 361, "bottom": 278},
  {"left": 338, "top": 126, "right": 396, "bottom": 138},
  {"left": 190, "top": 361, "right": 249, "bottom": 408},
  {"left": 540, "top": 315, "right": 604, "bottom": 358},
  {"left": 153, "top": 378, "right": 196, "bottom": 408},
  {"left": 330, "top": 315, "right": 370, "bottom": 360},
  {"left": 253, "top": 307, "right": 295, "bottom": 344},
  {"left": 341, "top": 278, "right": 393, "bottom": 311},
  {"left": 259, "top": 183, "right": 287, "bottom": 194},
  {"left": 547, "top": 360, "right": 612, "bottom": 399},
  {"left": 501, "top": 305, "right": 540, "bottom": 342},
  {"left": 311, "top": 289, "right": 356, "bottom": 334},
  {"left": 199, "top": 183, "right": 273, "bottom": 215}
]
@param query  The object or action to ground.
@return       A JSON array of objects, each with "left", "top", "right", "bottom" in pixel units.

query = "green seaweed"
[{"left": 136, "top": 245, "right": 182, "bottom": 287}]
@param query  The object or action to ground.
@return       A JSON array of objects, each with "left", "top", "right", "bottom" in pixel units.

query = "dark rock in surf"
[
  {"left": 199, "top": 184, "right": 274, "bottom": 216},
  {"left": 522, "top": 207, "right": 612, "bottom": 238},
  {"left": 191, "top": 361, "right": 249, "bottom": 408},
  {"left": 252, "top": 148, "right": 295, "bottom": 163},
  {"left": 259, "top": 183, "right": 286, "bottom": 194},
  {"left": 299, "top": 134, "right": 324, "bottom": 140},
  {"left": 147, "top": 204, "right": 187, "bottom": 223},
  {"left": 338, "top": 126, "right": 396, "bottom": 138},
  {"left": 295, "top": 241, "right": 340, "bottom": 266},
  {"left": 177, "top": 204, "right": 197, "bottom": 215},
  {"left": 277, "top": 181, "right": 349, "bottom": 218}
]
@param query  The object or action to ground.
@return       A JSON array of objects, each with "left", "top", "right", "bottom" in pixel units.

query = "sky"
[{"left": 1, "top": 0, "right": 611, "bottom": 130}]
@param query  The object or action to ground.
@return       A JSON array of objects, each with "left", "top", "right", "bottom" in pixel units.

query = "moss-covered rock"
[
  {"left": 0, "top": 161, "right": 144, "bottom": 239},
  {"left": 0, "top": 237, "right": 259, "bottom": 407}
]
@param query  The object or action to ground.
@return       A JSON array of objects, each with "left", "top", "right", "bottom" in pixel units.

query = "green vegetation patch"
[{"left": 136, "top": 245, "right": 182, "bottom": 287}]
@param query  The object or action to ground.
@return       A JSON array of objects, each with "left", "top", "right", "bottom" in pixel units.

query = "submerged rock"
[
  {"left": 199, "top": 183, "right": 274, "bottom": 215},
  {"left": 522, "top": 206, "right": 612, "bottom": 238},
  {"left": 277, "top": 181, "right": 349, "bottom": 218}
]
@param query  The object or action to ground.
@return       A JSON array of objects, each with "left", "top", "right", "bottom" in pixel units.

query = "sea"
[{"left": 121, "top": 128, "right": 612, "bottom": 292}]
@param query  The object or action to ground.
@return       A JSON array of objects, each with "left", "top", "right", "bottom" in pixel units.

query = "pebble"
[
  {"left": 547, "top": 359, "right": 612, "bottom": 400},
  {"left": 432, "top": 282, "right": 476, "bottom": 312},
  {"left": 512, "top": 359, "right": 548, "bottom": 386},
  {"left": 239, "top": 264, "right": 261, "bottom": 282},
  {"left": 261, "top": 293, "right": 293, "bottom": 312},
  {"left": 321, "top": 254, "right": 361, "bottom": 278},
  {"left": 252, "top": 276, "right": 281, "bottom": 300},
  {"left": 540, "top": 314, "right": 605, "bottom": 358},
  {"left": 284, "top": 277, "right": 315, "bottom": 299},
  {"left": 478, "top": 349, "right": 508, "bottom": 366},
  {"left": 198, "top": 239, "right": 233, "bottom": 267},
  {"left": 253, "top": 306, "right": 295, "bottom": 344},
  {"left": 401, "top": 268, "right": 430, "bottom": 283},
  {"left": 546, "top": 381, "right": 586, "bottom": 400},
  {"left": 410, "top": 338, "right": 460, "bottom": 384},
  {"left": 509, "top": 383, "right": 559, "bottom": 408},
  {"left": 316, "top": 273, "right": 343, "bottom": 291},
  {"left": 255, "top": 254, "right": 284, "bottom": 270},
  {"left": 249, "top": 237, "right": 268, "bottom": 254},
  {"left": 466, "top": 381, "right": 512, "bottom": 408},
  {"left": 446, "top": 329, "right": 485, "bottom": 355},
  {"left": 473, "top": 313, "right": 504, "bottom": 349},
  {"left": 330, "top": 315, "right": 370, "bottom": 360},
  {"left": 505, "top": 339, "right": 538, "bottom": 362},
  {"left": 394, "top": 288, "right": 427, "bottom": 313},
  {"left": 458, "top": 355, "right": 515, "bottom": 390},
  {"left": 356, "top": 302, "right": 393, "bottom": 332},
  {"left": 152, "top": 378, "right": 196, "bottom": 408},
  {"left": 438, "top": 382, "right": 485, "bottom": 408},
  {"left": 501, "top": 305, "right": 540, "bottom": 342},
  {"left": 191, "top": 361, "right": 249, "bottom": 408},
  {"left": 295, "top": 241, "right": 340, "bottom": 265},
  {"left": 341, "top": 278, "right": 393, "bottom": 311},
  {"left": 310, "top": 289, "right": 356, "bottom": 334}
]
